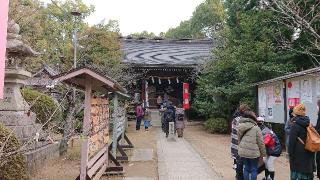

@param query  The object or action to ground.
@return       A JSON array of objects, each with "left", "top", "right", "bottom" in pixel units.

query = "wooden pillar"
[
  {"left": 141, "top": 80, "right": 145, "bottom": 105},
  {"left": 112, "top": 93, "right": 119, "bottom": 157},
  {"left": 80, "top": 76, "right": 92, "bottom": 180}
]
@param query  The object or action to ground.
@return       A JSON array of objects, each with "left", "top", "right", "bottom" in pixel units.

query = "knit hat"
[
  {"left": 293, "top": 104, "right": 306, "bottom": 116},
  {"left": 257, "top": 116, "right": 265, "bottom": 122}
]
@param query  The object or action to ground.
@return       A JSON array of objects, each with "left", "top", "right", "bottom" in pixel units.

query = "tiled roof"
[
  {"left": 33, "top": 64, "right": 59, "bottom": 77},
  {"left": 121, "top": 38, "right": 214, "bottom": 66}
]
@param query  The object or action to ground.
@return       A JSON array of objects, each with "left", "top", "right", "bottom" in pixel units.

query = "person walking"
[
  {"left": 164, "top": 101, "right": 175, "bottom": 137},
  {"left": 257, "top": 117, "right": 282, "bottom": 180},
  {"left": 135, "top": 102, "right": 144, "bottom": 130},
  {"left": 175, "top": 104, "right": 185, "bottom": 138},
  {"left": 285, "top": 108, "right": 294, "bottom": 151},
  {"left": 157, "top": 95, "right": 163, "bottom": 109},
  {"left": 159, "top": 101, "right": 167, "bottom": 132},
  {"left": 238, "top": 111, "right": 266, "bottom": 180},
  {"left": 289, "top": 104, "right": 315, "bottom": 180},
  {"left": 315, "top": 100, "right": 320, "bottom": 178},
  {"left": 231, "top": 104, "right": 250, "bottom": 180},
  {"left": 144, "top": 108, "right": 151, "bottom": 131}
]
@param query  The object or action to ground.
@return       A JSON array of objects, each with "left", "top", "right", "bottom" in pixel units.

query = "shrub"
[
  {"left": 21, "top": 88, "right": 62, "bottom": 128},
  {"left": 204, "top": 117, "right": 228, "bottom": 134},
  {"left": 0, "top": 123, "right": 27, "bottom": 180}
]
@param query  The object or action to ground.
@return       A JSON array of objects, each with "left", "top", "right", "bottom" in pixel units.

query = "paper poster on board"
[
  {"left": 300, "top": 79, "right": 312, "bottom": 103},
  {"left": 258, "top": 87, "right": 266, "bottom": 117},
  {"left": 316, "top": 77, "right": 320, "bottom": 97},
  {"left": 288, "top": 98, "right": 300, "bottom": 108},
  {"left": 258, "top": 87, "right": 266, "bottom": 108},
  {"left": 267, "top": 108, "right": 273, "bottom": 119},
  {"left": 273, "top": 84, "right": 282, "bottom": 104},
  {"left": 288, "top": 81, "right": 300, "bottom": 98},
  {"left": 266, "top": 86, "right": 274, "bottom": 108},
  {"left": 259, "top": 108, "right": 266, "bottom": 117}
]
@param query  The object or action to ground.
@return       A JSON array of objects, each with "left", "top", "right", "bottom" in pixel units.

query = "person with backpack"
[
  {"left": 231, "top": 104, "right": 251, "bottom": 180},
  {"left": 175, "top": 104, "right": 185, "bottom": 138},
  {"left": 164, "top": 102, "right": 175, "bottom": 137},
  {"left": 257, "top": 117, "right": 282, "bottom": 180},
  {"left": 315, "top": 100, "right": 320, "bottom": 178},
  {"left": 159, "top": 101, "right": 167, "bottom": 133},
  {"left": 238, "top": 111, "right": 266, "bottom": 180},
  {"left": 285, "top": 108, "right": 294, "bottom": 152},
  {"left": 289, "top": 104, "right": 315, "bottom": 180},
  {"left": 135, "top": 102, "right": 144, "bottom": 130}
]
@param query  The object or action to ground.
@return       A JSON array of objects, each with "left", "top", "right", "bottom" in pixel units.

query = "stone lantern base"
[{"left": 0, "top": 68, "right": 59, "bottom": 176}]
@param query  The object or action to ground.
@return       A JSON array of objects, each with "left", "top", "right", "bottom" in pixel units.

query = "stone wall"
[{"left": 25, "top": 142, "right": 60, "bottom": 176}]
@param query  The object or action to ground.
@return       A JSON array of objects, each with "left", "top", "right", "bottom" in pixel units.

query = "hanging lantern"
[
  {"left": 168, "top": 77, "right": 171, "bottom": 84},
  {"left": 176, "top": 77, "right": 179, "bottom": 83},
  {"left": 151, "top": 76, "right": 155, "bottom": 83},
  {"left": 158, "top": 78, "right": 161, "bottom": 85}
]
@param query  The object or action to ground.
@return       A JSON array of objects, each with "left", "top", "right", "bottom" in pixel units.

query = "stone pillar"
[{"left": 0, "top": 68, "right": 41, "bottom": 142}]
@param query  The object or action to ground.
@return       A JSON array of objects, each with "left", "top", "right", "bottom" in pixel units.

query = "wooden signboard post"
[{"left": 53, "top": 67, "right": 125, "bottom": 180}]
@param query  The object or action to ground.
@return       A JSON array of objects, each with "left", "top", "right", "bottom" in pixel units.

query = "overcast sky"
[{"left": 42, "top": 0, "right": 204, "bottom": 35}]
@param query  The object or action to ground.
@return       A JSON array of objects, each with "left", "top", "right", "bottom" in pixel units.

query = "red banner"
[
  {"left": 183, "top": 83, "right": 190, "bottom": 110},
  {"left": 0, "top": 0, "right": 9, "bottom": 99}
]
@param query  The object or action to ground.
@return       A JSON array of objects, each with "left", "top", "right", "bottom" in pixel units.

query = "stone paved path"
[
  {"left": 150, "top": 110, "right": 220, "bottom": 180},
  {"left": 157, "top": 134, "right": 220, "bottom": 180}
]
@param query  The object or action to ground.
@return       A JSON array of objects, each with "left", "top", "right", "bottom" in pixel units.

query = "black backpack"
[{"left": 165, "top": 108, "right": 174, "bottom": 122}]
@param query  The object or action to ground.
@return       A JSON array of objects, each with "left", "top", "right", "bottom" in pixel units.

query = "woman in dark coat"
[
  {"left": 315, "top": 100, "right": 320, "bottom": 178},
  {"left": 289, "top": 104, "right": 315, "bottom": 180}
]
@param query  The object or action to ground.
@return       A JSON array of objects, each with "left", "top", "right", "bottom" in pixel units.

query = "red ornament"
[{"left": 288, "top": 82, "right": 292, "bottom": 89}]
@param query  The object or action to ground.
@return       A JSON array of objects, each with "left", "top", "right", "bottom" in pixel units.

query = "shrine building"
[{"left": 121, "top": 38, "right": 214, "bottom": 109}]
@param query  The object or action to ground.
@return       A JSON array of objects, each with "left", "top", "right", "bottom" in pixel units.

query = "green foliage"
[
  {"left": 204, "top": 117, "right": 228, "bottom": 134},
  {"left": 194, "top": 0, "right": 314, "bottom": 119},
  {"left": 21, "top": 88, "right": 62, "bottom": 127},
  {"left": 9, "top": 0, "right": 95, "bottom": 71},
  {"left": 0, "top": 123, "right": 27, "bottom": 180},
  {"left": 130, "top": 31, "right": 156, "bottom": 38},
  {"left": 165, "top": 20, "right": 199, "bottom": 39},
  {"left": 78, "top": 24, "right": 123, "bottom": 80},
  {"left": 165, "top": 0, "right": 225, "bottom": 38}
]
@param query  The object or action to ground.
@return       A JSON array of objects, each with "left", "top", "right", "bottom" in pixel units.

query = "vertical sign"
[
  {"left": 183, "top": 83, "right": 190, "bottom": 110},
  {"left": 287, "top": 81, "right": 300, "bottom": 108},
  {"left": 0, "top": 0, "right": 9, "bottom": 99}
]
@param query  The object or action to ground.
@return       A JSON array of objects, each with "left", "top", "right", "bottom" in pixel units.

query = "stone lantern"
[{"left": 0, "top": 20, "right": 59, "bottom": 174}]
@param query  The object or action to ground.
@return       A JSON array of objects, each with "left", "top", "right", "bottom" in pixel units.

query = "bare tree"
[{"left": 263, "top": 0, "right": 320, "bottom": 62}]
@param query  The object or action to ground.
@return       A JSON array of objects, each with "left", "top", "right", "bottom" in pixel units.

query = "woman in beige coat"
[{"left": 238, "top": 111, "right": 266, "bottom": 180}]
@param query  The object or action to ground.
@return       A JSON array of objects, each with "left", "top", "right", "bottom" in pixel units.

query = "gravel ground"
[
  {"left": 31, "top": 121, "right": 158, "bottom": 180},
  {"left": 30, "top": 119, "right": 291, "bottom": 180},
  {"left": 183, "top": 125, "right": 290, "bottom": 180}
]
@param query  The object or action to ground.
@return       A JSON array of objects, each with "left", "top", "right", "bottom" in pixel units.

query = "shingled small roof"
[
  {"left": 121, "top": 38, "right": 214, "bottom": 66},
  {"left": 52, "top": 67, "right": 125, "bottom": 93},
  {"left": 254, "top": 67, "right": 320, "bottom": 86},
  {"left": 33, "top": 64, "right": 59, "bottom": 77}
]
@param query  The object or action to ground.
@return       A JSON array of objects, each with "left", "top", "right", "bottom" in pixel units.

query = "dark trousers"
[
  {"left": 136, "top": 116, "right": 142, "bottom": 130},
  {"left": 235, "top": 157, "right": 244, "bottom": 180},
  {"left": 317, "top": 152, "right": 320, "bottom": 177}
]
